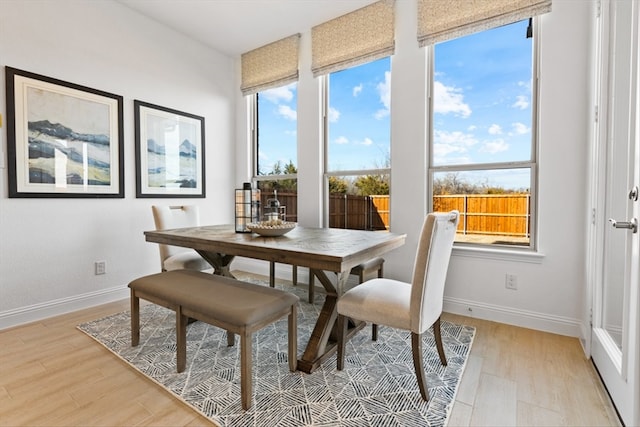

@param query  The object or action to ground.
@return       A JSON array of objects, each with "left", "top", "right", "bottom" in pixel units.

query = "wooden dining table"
[{"left": 144, "top": 224, "right": 406, "bottom": 373}]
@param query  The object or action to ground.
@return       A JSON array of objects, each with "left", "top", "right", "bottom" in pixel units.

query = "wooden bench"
[{"left": 128, "top": 269, "right": 299, "bottom": 410}]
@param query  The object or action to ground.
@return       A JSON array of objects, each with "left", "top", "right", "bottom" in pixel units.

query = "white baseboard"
[
  {"left": 0, "top": 286, "right": 129, "bottom": 331},
  {"left": 443, "top": 296, "right": 582, "bottom": 337}
]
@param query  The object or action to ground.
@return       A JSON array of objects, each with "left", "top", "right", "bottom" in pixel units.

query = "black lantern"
[{"left": 235, "top": 182, "right": 260, "bottom": 233}]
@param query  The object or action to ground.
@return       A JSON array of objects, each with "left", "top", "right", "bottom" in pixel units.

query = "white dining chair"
[
  {"left": 336, "top": 210, "right": 460, "bottom": 401},
  {"left": 151, "top": 205, "right": 211, "bottom": 272}
]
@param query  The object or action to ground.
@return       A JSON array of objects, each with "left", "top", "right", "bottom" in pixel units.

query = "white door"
[{"left": 590, "top": 1, "right": 640, "bottom": 426}]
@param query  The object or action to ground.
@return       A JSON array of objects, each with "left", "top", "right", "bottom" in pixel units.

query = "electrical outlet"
[
  {"left": 95, "top": 261, "right": 106, "bottom": 275},
  {"left": 505, "top": 274, "right": 517, "bottom": 290}
]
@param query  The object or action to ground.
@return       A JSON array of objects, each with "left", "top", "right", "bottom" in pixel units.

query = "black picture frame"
[
  {"left": 5, "top": 67, "right": 124, "bottom": 198},
  {"left": 134, "top": 100, "right": 205, "bottom": 198}
]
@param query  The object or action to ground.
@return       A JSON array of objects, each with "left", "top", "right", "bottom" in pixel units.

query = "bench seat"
[{"left": 128, "top": 269, "right": 299, "bottom": 410}]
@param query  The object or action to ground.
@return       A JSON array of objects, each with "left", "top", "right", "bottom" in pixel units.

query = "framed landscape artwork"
[
  {"left": 134, "top": 100, "right": 205, "bottom": 198},
  {"left": 5, "top": 67, "right": 124, "bottom": 198}
]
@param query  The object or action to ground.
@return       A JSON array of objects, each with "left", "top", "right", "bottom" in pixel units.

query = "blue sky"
[{"left": 258, "top": 20, "right": 532, "bottom": 189}]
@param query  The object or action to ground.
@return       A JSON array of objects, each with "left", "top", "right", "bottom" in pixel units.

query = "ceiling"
[{"left": 117, "top": 0, "right": 376, "bottom": 57}]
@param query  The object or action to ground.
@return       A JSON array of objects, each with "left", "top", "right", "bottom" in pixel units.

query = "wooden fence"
[
  {"left": 260, "top": 192, "right": 388, "bottom": 230},
  {"left": 260, "top": 192, "right": 529, "bottom": 237},
  {"left": 433, "top": 194, "right": 531, "bottom": 237}
]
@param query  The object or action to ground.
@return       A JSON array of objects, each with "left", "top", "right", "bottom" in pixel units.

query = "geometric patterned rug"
[{"left": 77, "top": 279, "right": 475, "bottom": 427}]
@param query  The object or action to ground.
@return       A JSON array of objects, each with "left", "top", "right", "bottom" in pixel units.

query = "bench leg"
[
  {"left": 130, "top": 290, "right": 140, "bottom": 347},
  {"left": 288, "top": 304, "right": 297, "bottom": 372},
  {"left": 176, "top": 306, "right": 187, "bottom": 373},
  {"left": 227, "top": 331, "right": 235, "bottom": 346},
  {"left": 240, "top": 332, "right": 252, "bottom": 410}
]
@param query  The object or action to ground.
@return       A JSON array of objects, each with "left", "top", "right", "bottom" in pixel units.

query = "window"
[
  {"left": 430, "top": 19, "right": 537, "bottom": 247},
  {"left": 325, "top": 57, "right": 391, "bottom": 230},
  {"left": 253, "top": 83, "right": 298, "bottom": 222}
]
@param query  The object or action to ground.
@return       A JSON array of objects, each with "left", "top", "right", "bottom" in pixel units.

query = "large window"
[
  {"left": 325, "top": 57, "right": 391, "bottom": 230},
  {"left": 430, "top": 19, "right": 537, "bottom": 247},
  {"left": 253, "top": 83, "right": 298, "bottom": 222}
]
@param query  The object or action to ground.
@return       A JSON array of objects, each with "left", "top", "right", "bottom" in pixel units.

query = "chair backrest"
[
  {"left": 409, "top": 211, "right": 460, "bottom": 334},
  {"left": 151, "top": 205, "right": 200, "bottom": 266}
]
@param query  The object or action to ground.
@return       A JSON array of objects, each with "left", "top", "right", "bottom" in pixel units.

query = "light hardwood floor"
[{"left": 0, "top": 276, "right": 621, "bottom": 427}]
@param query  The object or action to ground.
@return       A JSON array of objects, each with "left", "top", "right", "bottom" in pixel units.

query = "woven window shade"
[
  {"left": 418, "top": 0, "right": 552, "bottom": 47},
  {"left": 311, "top": 0, "right": 395, "bottom": 77},
  {"left": 241, "top": 34, "right": 300, "bottom": 96}
]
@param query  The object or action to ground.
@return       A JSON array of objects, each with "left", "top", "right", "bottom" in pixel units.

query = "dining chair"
[
  {"left": 151, "top": 205, "right": 211, "bottom": 272},
  {"left": 336, "top": 210, "right": 460, "bottom": 401}
]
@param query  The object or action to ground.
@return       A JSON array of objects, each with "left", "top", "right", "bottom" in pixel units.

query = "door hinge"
[{"left": 594, "top": 105, "right": 599, "bottom": 123}]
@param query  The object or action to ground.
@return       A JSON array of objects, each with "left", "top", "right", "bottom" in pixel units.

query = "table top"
[{"left": 145, "top": 224, "right": 406, "bottom": 273}]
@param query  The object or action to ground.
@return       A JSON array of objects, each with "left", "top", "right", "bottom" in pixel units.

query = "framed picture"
[
  {"left": 5, "top": 67, "right": 124, "bottom": 198},
  {"left": 134, "top": 100, "right": 205, "bottom": 198}
]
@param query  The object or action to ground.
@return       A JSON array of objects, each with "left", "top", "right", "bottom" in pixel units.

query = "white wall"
[
  {"left": 236, "top": 0, "right": 594, "bottom": 338},
  {"left": 0, "top": 0, "right": 236, "bottom": 328}
]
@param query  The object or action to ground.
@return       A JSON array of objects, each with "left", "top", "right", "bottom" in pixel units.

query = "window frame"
[{"left": 427, "top": 18, "right": 540, "bottom": 251}]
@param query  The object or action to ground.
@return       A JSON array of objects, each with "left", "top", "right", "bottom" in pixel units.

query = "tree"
[
  {"left": 262, "top": 160, "right": 297, "bottom": 192},
  {"left": 354, "top": 174, "right": 389, "bottom": 196},
  {"left": 328, "top": 176, "right": 349, "bottom": 194}
]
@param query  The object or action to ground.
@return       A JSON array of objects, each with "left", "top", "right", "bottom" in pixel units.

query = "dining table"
[{"left": 144, "top": 224, "right": 406, "bottom": 373}]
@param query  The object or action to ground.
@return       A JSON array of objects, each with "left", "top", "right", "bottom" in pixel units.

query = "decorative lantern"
[{"left": 235, "top": 182, "right": 260, "bottom": 233}]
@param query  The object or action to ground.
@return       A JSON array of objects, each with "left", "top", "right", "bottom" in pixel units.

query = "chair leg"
[
  {"left": 288, "top": 305, "right": 297, "bottom": 372},
  {"left": 433, "top": 317, "right": 448, "bottom": 366},
  {"left": 269, "top": 261, "right": 276, "bottom": 287},
  {"left": 336, "top": 314, "right": 348, "bottom": 370},
  {"left": 292, "top": 265, "right": 298, "bottom": 286},
  {"left": 372, "top": 324, "right": 378, "bottom": 341},
  {"left": 130, "top": 290, "right": 140, "bottom": 346},
  {"left": 411, "top": 332, "right": 430, "bottom": 401}
]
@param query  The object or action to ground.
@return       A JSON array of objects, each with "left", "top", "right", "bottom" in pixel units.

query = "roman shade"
[
  {"left": 418, "top": 0, "right": 552, "bottom": 47},
  {"left": 241, "top": 33, "right": 300, "bottom": 96},
  {"left": 311, "top": 0, "right": 395, "bottom": 77}
]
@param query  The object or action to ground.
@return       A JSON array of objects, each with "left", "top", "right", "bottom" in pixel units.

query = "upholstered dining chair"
[
  {"left": 336, "top": 210, "right": 460, "bottom": 401},
  {"left": 151, "top": 205, "right": 211, "bottom": 272}
]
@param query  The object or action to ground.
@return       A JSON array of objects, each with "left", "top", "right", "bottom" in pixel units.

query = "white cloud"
[
  {"left": 511, "top": 122, "right": 530, "bottom": 134},
  {"left": 353, "top": 84, "right": 363, "bottom": 97},
  {"left": 512, "top": 95, "right": 529, "bottom": 110},
  {"left": 278, "top": 105, "right": 297, "bottom": 120},
  {"left": 488, "top": 124, "right": 502, "bottom": 135},
  {"left": 480, "top": 139, "right": 509, "bottom": 154},
  {"left": 433, "top": 130, "right": 478, "bottom": 164},
  {"left": 334, "top": 136, "right": 349, "bottom": 144},
  {"left": 433, "top": 81, "right": 472, "bottom": 118},
  {"left": 260, "top": 83, "right": 295, "bottom": 103},
  {"left": 374, "top": 71, "right": 391, "bottom": 120},
  {"left": 361, "top": 137, "right": 373, "bottom": 146},
  {"left": 468, "top": 125, "right": 477, "bottom": 131},
  {"left": 328, "top": 106, "right": 340, "bottom": 122}
]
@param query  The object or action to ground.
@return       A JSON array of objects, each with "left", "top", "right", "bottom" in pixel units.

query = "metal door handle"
[{"left": 609, "top": 218, "right": 638, "bottom": 233}]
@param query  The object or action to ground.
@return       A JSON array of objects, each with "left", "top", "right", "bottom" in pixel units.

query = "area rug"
[{"left": 78, "top": 280, "right": 475, "bottom": 427}]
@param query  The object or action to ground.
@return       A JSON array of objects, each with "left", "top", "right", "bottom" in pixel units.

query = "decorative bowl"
[{"left": 246, "top": 221, "right": 296, "bottom": 237}]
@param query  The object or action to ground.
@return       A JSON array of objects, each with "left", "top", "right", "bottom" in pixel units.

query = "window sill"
[{"left": 452, "top": 244, "right": 545, "bottom": 264}]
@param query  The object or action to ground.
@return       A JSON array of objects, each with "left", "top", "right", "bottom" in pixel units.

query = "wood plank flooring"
[{"left": 0, "top": 276, "right": 621, "bottom": 426}]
